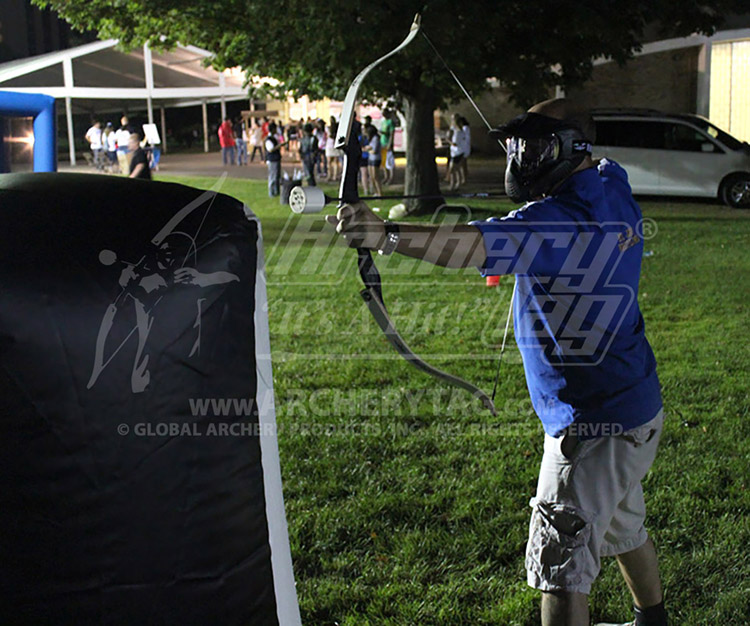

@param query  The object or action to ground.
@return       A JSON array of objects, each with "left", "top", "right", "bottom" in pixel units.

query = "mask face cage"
[
  {"left": 504, "top": 128, "right": 592, "bottom": 202},
  {"left": 506, "top": 134, "right": 561, "bottom": 185}
]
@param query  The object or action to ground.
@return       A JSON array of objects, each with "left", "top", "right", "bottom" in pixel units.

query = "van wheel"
[{"left": 720, "top": 174, "right": 750, "bottom": 208}]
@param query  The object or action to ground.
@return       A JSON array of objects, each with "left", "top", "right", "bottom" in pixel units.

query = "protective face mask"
[{"left": 504, "top": 135, "right": 560, "bottom": 202}]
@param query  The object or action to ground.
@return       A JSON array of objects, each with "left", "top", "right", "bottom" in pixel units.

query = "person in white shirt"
[
  {"left": 104, "top": 122, "right": 118, "bottom": 173},
  {"left": 249, "top": 118, "right": 264, "bottom": 162},
  {"left": 85, "top": 121, "right": 104, "bottom": 170},
  {"left": 115, "top": 116, "right": 132, "bottom": 176},
  {"left": 325, "top": 117, "right": 343, "bottom": 182},
  {"left": 459, "top": 116, "right": 471, "bottom": 185},
  {"left": 314, "top": 119, "right": 328, "bottom": 178},
  {"left": 447, "top": 112, "right": 466, "bottom": 191}
]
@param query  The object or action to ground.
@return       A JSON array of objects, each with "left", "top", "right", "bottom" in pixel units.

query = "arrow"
[{"left": 290, "top": 186, "right": 506, "bottom": 214}]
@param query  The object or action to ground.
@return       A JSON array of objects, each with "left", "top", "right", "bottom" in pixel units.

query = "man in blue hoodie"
[{"left": 327, "top": 99, "right": 667, "bottom": 626}]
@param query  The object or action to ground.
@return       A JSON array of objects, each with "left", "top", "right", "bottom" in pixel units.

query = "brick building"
[{"left": 450, "top": 19, "right": 750, "bottom": 154}]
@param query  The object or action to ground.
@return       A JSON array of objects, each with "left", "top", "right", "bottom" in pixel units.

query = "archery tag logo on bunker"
[{"left": 87, "top": 189, "right": 241, "bottom": 394}]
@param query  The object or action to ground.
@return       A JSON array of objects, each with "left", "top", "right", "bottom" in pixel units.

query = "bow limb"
[
  {"left": 361, "top": 290, "right": 497, "bottom": 415},
  {"left": 334, "top": 14, "right": 421, "bottom": 157},
  {"left": 335, "top": 13, "right": 496, "bottom": 415}
]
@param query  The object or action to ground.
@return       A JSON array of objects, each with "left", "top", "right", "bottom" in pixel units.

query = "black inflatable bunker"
[{"left": 0, "top": 174, "right": 300, "bottom": 625}]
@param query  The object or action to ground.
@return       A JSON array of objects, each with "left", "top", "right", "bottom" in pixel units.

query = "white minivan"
[{"left": 592, "top": 109, "right": 750, "bottom": 207}]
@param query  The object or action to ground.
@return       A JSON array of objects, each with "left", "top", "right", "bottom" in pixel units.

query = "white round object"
[
  {"left": 388, "top": 203, "right": 408, "bottom": 220},
  {"left": 289, "top": 186, "right": 327, "bottom": 214}
]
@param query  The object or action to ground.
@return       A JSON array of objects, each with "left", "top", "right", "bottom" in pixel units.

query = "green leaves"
[{"left": 35, "top": 0, "right": 747, "bottom": 106}]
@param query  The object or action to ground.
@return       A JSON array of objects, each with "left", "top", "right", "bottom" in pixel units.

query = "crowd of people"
[
  {"left": 84, "top": 108, "right": 474, "bottom": 196},
  {"left": 243, "top": 109, "right": 474, "bottom": 199},
  {"left": 256, "top": 110, "right": 398, "bottom": 198},
  {"left": 84, "top": 115, "right": 159, "bottom": 179}
]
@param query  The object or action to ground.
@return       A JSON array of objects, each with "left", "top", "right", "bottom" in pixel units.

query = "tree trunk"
[{"left": 402, "top": 86, "right": 443, "bottom": 215}]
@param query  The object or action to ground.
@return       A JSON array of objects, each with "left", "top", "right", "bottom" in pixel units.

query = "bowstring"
[
  {"left": 491, "top": 279, "right": 516, "bottom": 403},
  {"left": 421, "top": 31, "right": 507, "bottom": 154},
  {"left": 421, "top": 28, "right": 516, "bottom": 401}
]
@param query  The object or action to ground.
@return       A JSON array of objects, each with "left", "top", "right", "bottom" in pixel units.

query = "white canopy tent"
[{"left": 0, "top": 40, "right": 253, "bottom": 164}]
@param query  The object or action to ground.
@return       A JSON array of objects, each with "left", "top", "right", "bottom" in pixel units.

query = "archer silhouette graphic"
[{"left": 87, "top": 183, "right": 239, "bottom": 393}]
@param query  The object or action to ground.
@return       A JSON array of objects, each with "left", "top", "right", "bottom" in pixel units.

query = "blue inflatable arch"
[{"left": 0, "top": 90, "right": 57, "bottom": 172}]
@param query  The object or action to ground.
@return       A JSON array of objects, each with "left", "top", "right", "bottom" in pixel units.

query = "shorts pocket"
[
  {"left": 526, "top": 498, "right": 596, "bottom": 590},
  {"left": 550, "top": 432, "right": 595, "bottom": 466},
  {"left": 620, "top": 421, "right": 658, "bottom": 447}
]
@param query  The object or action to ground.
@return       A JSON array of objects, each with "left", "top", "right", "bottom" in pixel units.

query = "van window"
[
  {"left": 664, "top": 123, "right": 722, "bottom": 153},
  {"left": 595, "top": 120, "right": 668, "bottom": 150},
  {"left": 689, "top": 118, "right": 742, "bottom": 150}
]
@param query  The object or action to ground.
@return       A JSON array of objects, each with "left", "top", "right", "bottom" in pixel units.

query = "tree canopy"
[
  {"left": 36, "top": 0, "right": 750, "bottom": 208},
  {"left": 35, "top": 0, "right": 747, "bottom": 106}
]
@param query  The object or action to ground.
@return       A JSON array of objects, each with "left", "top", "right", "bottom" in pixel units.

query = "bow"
[{"left": 328, "top": 14, "right": 497, "bottom": 415}]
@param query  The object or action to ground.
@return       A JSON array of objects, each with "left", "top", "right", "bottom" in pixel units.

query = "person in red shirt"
[{"left": 217, "top": 117, "right": 236, "bottom": 165}]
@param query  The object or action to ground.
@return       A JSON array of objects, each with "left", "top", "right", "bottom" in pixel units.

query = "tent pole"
[
  {"left": 144, "top": 44, "right": 154, "bottom": 124},
  {"left": 65, "top": 96, "right": 75, "bottom": 166},
  {"left": 160, "top": 106, "right": 167, "bottom": 153},
  {"left": 202, "top": 101, "right": 209, "bottom": 153},
  {"left": 62, "top": 57, "right": 76, "bottom": 166}
]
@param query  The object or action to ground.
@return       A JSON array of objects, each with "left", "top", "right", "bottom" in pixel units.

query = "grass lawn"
[{"left": 158, "top": 173, "right": 750, "bottom": 625}]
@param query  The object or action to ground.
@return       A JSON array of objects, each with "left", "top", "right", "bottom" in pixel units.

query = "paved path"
[{"left": 59, "top": 150, "right": 505, "bottom": 192}]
